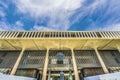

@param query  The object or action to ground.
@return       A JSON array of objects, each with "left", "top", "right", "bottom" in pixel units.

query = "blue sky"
[{"left": 0, "top": 0, "right": 120, "bottom": 31}]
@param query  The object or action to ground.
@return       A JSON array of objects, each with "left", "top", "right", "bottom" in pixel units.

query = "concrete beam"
[
  {"left": 42, "top": 48, "right": 49, "bottom": 80},
  {"left": 10, "top": 48, "right": 25, "bottom": 75},
  {"left": 117, "top": 46, "right": 120, "bottom": 53},
  {"left": 94, "top": 48, "right": 109, "bottom": 74},
  {"left": 71, "top": 48, "right": 80, "bottom": 80}
]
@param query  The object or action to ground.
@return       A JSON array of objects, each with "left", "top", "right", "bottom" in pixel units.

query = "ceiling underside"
[{"left": 0, "top": 38, "right": 120, "bottom": 50}]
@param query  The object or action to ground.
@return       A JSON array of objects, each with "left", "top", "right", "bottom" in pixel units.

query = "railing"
[
  {"left": 99, "top": 50, "right": 120, "bottom": 72},
  {"left": 0, "top": 31, "right": 120, "bottom": 38},
  {"left": 18, "top": 50, "right": 46, "bottom": 68},
  {"left": 74, "top": 50, "right": 101, "bottom": 68},
  {"left": 0, "top": 51, "right": 20, "bottom": 68}
]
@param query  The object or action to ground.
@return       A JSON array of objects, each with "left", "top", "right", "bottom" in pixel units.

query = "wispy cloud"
[
  {"left": 0, "top": 0, "right": 24, "bottom": 31},
  {"left": 0, "top": 1, "right": 6, "bottom": 17},
  {"left": 14, "top": 0, "right": 83, "bottom": 30},
  {"left": 0, "top": 0, "right": 120, "bottom": 31},
  {"left": 96, "top": 24, "right": 120, "bottom": 31},
  {"left": 71, "top": 0, "right": 120, "bottom": 30},
  {"left": 0, "top": 0, "right": 8, "bottom": 8},
  {"left": 0, "top": 20, "right": 24, "bottom": 30},
  {"left": 33, "top": 25, "right": 55, "bottom": 31},
  {"left": 0, "top": 10, "right": 5, "bottom": 17}
]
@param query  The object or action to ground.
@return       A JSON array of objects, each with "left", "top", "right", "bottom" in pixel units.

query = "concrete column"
[
  {"left": 117, "top": 46, "right": 120, "bottom": 53},
  {"left": 10, "top": 48, "right": 25, "bottom": 75},
  {"left": 42, "top": 48, "right": 49, "bottom": 80},
  {"left": 94, "top": 48, "right": 109, "bottom": 74},
  {"left": 71, "top": 49, "right": 80, "bottom": 80}
]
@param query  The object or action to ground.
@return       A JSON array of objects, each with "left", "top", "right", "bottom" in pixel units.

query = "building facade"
[{"left": 0, "top": 31, "right": 120, "bottom": 80}]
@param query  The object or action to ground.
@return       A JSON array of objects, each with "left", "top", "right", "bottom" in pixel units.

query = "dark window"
[
  {"left": 57, "top": 60, "right": 63, "bottom": 64},
  {"left": 0, "top": 59, "right": 3, "bottom": 64},
  {"left": 115, "top": 58, "right": 120, "bottom": 63},
  {"left": 2, "top": 53, "right": 7, "bottom": 57},
  {"left": 44, "top": 33, "right": 49, "bottom": 37},
  {"left": 17, "top": 32, "right": 23, "bottom": 37},
  {"left": 96, "top": 32, "right": 102, "bottom": 37},
  {"left": 71, "top": 33, "right": 76, "bottom": 37},
  {"left": 111, "top": 52, "right": 115, "bottom": 56}
]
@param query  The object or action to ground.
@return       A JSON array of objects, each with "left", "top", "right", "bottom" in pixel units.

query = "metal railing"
[
  {"left": 74, "top": 50, "right": 101, "bottom": 68},
  {"left": 18, "top": 50, "right": 46, "bottom": 68},
  {"left": 0, "top": 31, "right": 120, "bottom": 38},
  {"left": 99, "top": 50, "right": 120, "bottom": 72},
  {"left": 0, "top": 51, "right": 20, "bottom": 68}
]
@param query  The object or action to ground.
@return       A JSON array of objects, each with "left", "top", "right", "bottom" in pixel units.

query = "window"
[
  {"left": 115, "top": 58, "right": 120, "bottom": 63},
  {"left": 0, "top": 59, "right": 3, "bottom": 64},
  {"left": 57, "top": 60, "right": 63, "bottom": 64},
  {"left": 2, "top": 53, "right": 7, "bottom": 57}
]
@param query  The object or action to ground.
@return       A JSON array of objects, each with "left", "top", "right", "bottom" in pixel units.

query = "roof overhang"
[
  {"left": 0, "top": 38, "right": 120, "bottom": 50},
  {"left": 0, "top": 31, "right": 120, "bottom": 50}
]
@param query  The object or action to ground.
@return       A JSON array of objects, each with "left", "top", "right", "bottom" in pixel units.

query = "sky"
[{"left": 0, "top": 0, "right": 120, "bottom": 31}]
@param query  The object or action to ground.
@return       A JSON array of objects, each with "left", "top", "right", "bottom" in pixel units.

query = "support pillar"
[
  {"left": 10, "top": 48, "right": 25, "bottom": 75},
  {"left": 42, "top": 48, "right": 49, "bottom": 80},
  {"left": 71, "top": 48, "right": 80, "bottom": 80},
  {"left": 94, "top": 48, "right": 109, "bottom": 74},
  {"left": 117, "top": 46, "right": 120, "bottom": 53}
]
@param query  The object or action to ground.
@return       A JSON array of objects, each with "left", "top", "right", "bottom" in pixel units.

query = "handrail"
[{"left": 0, "top": 31, "right": 120, "bottom": 38}]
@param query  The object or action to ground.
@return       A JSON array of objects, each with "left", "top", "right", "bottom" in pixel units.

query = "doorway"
[{"left": 47, "top": 71, "right": 74, "bottom": 80}]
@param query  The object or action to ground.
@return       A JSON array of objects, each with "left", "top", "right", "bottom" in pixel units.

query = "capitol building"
[{"left": 0, "top": 31, "right": 120, "bottom": 80}]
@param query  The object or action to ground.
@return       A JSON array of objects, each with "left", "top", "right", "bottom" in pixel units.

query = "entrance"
[
  {"left": 48, "top": 50, "right": 74, "bottom": 80},
  {"left": 47, "top": 71, "right": 74, "bottom": 80},
  {"left": 51, "top": 76, "right": 71, "bottom": 80}
]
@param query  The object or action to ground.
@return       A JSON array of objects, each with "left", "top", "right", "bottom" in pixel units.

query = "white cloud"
[
  {"left": 68, "top": 0, "right": 120, "bottom": 31},
  {"left": 99, "top": 24, "right": 120, "bottom": 31},
  {"left": 0, "top": 1, "right": 24, "bottom": 31},
  {"left": 2, "top": 0, "right": 119, "bottom": 31},
  {"left": 15, "top": 21, "right": 24, "bottom": 27},
  {"left": 0, "top": 10, "right": 5, "bottom": 17},
  {"left": 33, "top": 25, "right": 55, "bottom": 31},
  {"left": 15, "top": 0, "right": 83, "bottom": 16},
  {"left": 0, "top": 1, "right": 8, "bottom": 8},
  {"left": 0, "top": 20, "right": 24, "bottom": 30},
  {"left": 0, "top": 0, "right": 8, "bottom": 17},
  {"left": 0, "top": 7, "right": 6, "bottom": 18},
  {"left": 14, "top": 0, "right": 83, "bottom": 30}
]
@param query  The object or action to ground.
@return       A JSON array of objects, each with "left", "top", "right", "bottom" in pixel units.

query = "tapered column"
[
  {"left": 117, "top": 46, "right": 120, "bottom": 53},
  {"left": 10, "top": 48, "right": 25, "bottom": 75},
  {"left": 42, "top": 48, "right": 49, "bottom": 80},
  {"left": 71, "top": 49, "right": 80, "bottom": 80},
  {"left": 94, "top": 48, "right": 109, "bottom": 74}
]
